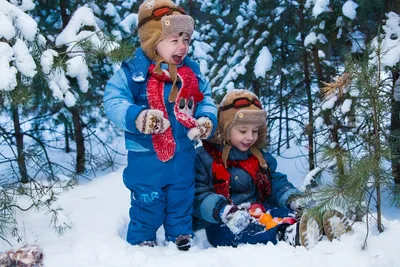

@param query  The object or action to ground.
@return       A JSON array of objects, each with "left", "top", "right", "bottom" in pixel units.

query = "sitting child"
[{"left": 193, "top": 89, "right": 352, "bottom": 248}]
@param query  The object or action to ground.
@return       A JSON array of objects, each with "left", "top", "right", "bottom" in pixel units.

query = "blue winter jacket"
[
  {"left": 103, "top": 48, "right": 217, "bottom": 153},
  {"left": 193, "top": 144, "right": 301, "bottom": 230}
]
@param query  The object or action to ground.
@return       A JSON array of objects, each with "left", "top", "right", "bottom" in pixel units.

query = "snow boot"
[
  {"left": 298, "top": 213, "right": 323, "bottom": 249},
  {"left": 297, "top": 213, "right": 323, "bottom": 249},
  {"left": 277, "top": 213, "right": 322, "bottom": 249},
  {"left": 138, "top": 241, "right": 156, "bottom": 247},
  {"left": 322, "top": 210, "right": 352, "bottom": 241},
  {"left": 175, "top": 235, "right": 191, "bottom": 251},
  {"left": 0, "top": 244, "right": 44, "bottom": 267}
]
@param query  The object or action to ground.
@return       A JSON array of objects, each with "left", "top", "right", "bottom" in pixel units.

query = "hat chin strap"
[
  {"left": 250, "top": 146, "right": 267, "bottom": 169},
  {"left": 153, "top": 54, "right": 179, "bottom": 103},
  {"left": 222, "top": 143, "right": 232, "bottom": 168}
]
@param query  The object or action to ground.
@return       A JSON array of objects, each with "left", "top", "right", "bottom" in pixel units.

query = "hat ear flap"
[{"left": 254, "top": 123, "right": 267, "bottom": 149}]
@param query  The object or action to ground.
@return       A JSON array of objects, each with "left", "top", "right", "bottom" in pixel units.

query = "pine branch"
[{"left": 320, "top": 73, "right": 352, "bottom": 100}]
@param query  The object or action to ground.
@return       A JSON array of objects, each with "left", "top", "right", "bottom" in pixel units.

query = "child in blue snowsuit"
[
  {"left": 103, "top": 0, "right": 217, "bottom": 251},
  {"left": 193, "top": 89, "right": 303, "bottom": 247}
]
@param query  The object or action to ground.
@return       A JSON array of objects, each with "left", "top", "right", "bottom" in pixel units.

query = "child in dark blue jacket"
[
  {"left": 193, "top": 89, "right": 352, "bottom": 249},
  {"left": 103, "top": 0, "right": 217, "bottom": 251}
]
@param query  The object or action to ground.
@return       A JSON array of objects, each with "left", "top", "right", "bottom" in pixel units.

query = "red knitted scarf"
[
  {"left": 202, "top": 142, "right": 272, "bottom": 204},
  {"left": 147, "top": 64, "right": 204, "bottom": 162}
]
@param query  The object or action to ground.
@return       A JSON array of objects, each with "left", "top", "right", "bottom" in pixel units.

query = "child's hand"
[
  {"left": 220, "top": 205, "right": 250, "bottom": 234},
  {"left": 288, "top": 196, "right": 304, "bottom": 219},
  {"left": 135, "top": 109, "right": 170, "bottom": 134},
  {"left": 187, "top": 117, "right": 213, "bottom": 140}
]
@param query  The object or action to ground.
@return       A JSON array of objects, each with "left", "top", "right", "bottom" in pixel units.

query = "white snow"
[
  {"left": 321, "top": 95, "right": 338, "bottom": 110},
  {"left": 371, "top": 12, "right": 400, "bottom": 67},
  {"left": 0, "top": 12, "right": 16, "bottom": 40},
  {"left": 119, "top": 13, "right": 138, "bottom": 34},
  {"left": 306, "top": 0, "right": 330, "bottom": 18},
  {"left": 66, "top": 56, "right": 89, "bottom": 93},
  {"left": 104, "top": 3, "right": 118, "bottom": 17},
  {"left": 342, "top": 0, "right": 358, "bottom": 20},
  {"left": 1, "top": 164, "right": 399, "bottom": 267},
  {"left": 40, "top": 49, "right": 58, "bottom": 74},
  {"left": 254, "top": 46, "right": 272, "bottom": 78},
  {"left": 10, "top": 0, "right": 35, "bottom": 12},
  {"left": 0, "top": 42, "right": 18, "bottom": 91},
  {"left": 351, "top": 30, "right": 365, "bottom": 53},
  {"left": 13, "top": 38, "right": 36, "bottom": 78},
  {"left": 341, "top": 99, "right": 352, "bottom": 114},
  {"left": 304, "top": 32, "right": 317, "bottom": 47},
  {"left": 55, "top": 6, "right": 101, "bottom": 47},
  {"left": 0, "top": 0, "right": 38, "bottom": 41},
  {"left": 1, "top": 2, "right": 400, "bottom": 266}
]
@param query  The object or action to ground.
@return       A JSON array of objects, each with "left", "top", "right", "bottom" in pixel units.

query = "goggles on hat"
[
  {"left": 219, "top": 97, "right": 262, "bottom": 111},
  {"left": 138, "top": 6, "right": 186, "bottom": 29}
]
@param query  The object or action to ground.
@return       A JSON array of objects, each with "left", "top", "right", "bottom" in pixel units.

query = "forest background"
[{"left": 1, "top": 0, "right": 400, "bottom": 250}]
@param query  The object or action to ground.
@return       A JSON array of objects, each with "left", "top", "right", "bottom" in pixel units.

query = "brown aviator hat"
[
  {"left": 138, "top": 0, "right": 194, "bottom": 102},
  {"left": 217, "top": 89, "right": 268, "bottom": 168}
]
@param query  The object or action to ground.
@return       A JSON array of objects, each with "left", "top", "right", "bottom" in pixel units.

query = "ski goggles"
[
  {"left": 219, "top": 97, "right": 262, "bottom": 111},
  {"left": 138, "top": 6, "right": 187, "bottom": 29}
]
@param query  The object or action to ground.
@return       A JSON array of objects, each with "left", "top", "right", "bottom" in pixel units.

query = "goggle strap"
[{"left": 138, "top": 6, "right": 187, "bottom": 29}]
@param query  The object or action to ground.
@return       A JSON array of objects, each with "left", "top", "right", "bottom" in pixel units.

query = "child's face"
[
  {"left": 155, "top": 32, "right": 190, "bottom": 65},
  {"left": 229, "top": 123, "right": 260, "bottom": 152}
]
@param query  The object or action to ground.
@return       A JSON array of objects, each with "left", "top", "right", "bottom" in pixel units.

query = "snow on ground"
[{"left": 1, "top": 163, "right": 400, "bottom": 267}]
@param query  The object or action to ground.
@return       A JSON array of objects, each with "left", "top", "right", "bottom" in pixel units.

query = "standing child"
[
  {"left": 103, "top": 0, "right": 217, "bottom": 251},
  {"left": 193, "top": 89, "right": 352, "bottom": 248}
]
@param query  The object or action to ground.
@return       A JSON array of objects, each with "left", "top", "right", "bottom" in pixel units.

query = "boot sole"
[
  {"left": 299, "top": 213, "right": 323, "bottom": 249},
  {"left": 322, "top": 210, "right": 352, "bottom": 241}
]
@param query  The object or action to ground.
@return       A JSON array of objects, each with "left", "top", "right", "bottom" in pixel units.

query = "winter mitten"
[
  {"left": 220, "top": 205, "right": 250, "bottom": 234},
  {"left": 135, "top": 109, "right": 170, "bottom": 134},
  {"left": 187, "top": 117, "right": 213, "bottom": 141},
  {"left": 287, "top": 195, "right": 304, "bottom": 218}
]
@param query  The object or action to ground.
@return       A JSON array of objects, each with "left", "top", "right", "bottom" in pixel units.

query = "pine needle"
[{"left": 321, "top": 73, "right": 352, "bottom": 100}]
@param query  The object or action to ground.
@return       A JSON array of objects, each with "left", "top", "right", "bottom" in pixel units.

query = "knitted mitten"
[
  {"left": 135, "top": 109, "right": 170, "bottom": 134},
  {"left": 220, "top": 205, "right": 250, "bottom": 234},
  {"left": 187, "top": 117, "right": 213, "bottom": 140}
]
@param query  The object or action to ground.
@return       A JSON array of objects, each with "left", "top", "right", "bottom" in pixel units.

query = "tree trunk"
[
  {"left": 60, "top": 0, "right": 70, "bottom": 30},
  {"left": 60, "top": 1, "right": 85, "bottom": 174},
  {"left": 312, "top": 47, "right": 345, "bottom": 178},
  {"left": 11, "top": 103, "right": 29, "bottom": 183},
  {"left": 69, "top": 106, "right": 85, "bottom": 174},
  {"left": 299, "top": 1, "right": 315, "bottom": 171},
  {"left": 373, "top": 50, "right": 384, "bottom": 232},
  {"left": 390, "top": 69, "right": 400, "bottom": 185},
  {"left": 285, "top": 104, "right": 290, "bottom": 149},
  {"left": 64, "top": 120, "right": 71, "bottom": 153}
]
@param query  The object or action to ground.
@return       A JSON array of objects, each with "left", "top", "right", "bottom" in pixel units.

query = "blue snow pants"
[
  {"left": 205, "top": 207, "right": 293, "bottom": 247},
  {"left": 123, "top": 147, "right": 196, "bottom": 245}
]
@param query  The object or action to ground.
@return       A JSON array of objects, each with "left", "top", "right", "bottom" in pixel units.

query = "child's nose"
[
  {"left": 178, "top": 40, "right": 187, "bottom": 50},
  {"left": 245, "top": 132, "right": 254, "bottom": 140}
]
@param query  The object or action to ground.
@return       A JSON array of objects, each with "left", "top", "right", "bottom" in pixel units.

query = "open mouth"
[{"left": 172, "top": 54, "right": 184, "bottom": 64}]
